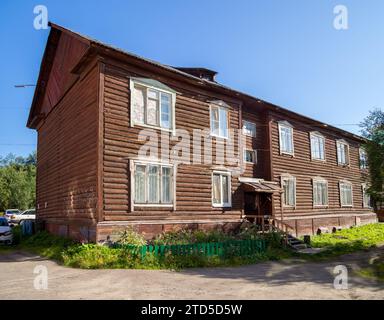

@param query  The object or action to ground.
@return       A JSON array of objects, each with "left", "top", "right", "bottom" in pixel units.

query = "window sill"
[
  {"left": 283, "top": 205, "right": 296, "bottom": 209},
  {"left": 210, "top": 133, "right": 229, "bottom": 140},
  {"left": 132, "top": 122, "right": 174, "bottom": 134},
  {"left": 311, "top": 158, "right": 326, "bottom": 163},
  {"left": 341, "top": 205, "right": 353, "bottom": 208},
  {"left": 337, "top": 163, "right": 350, "bottom": 168},
  {"left": 134, "top": 203, "right": 174, "bottom": 208},
  {"left": 313, "top": 205, "right": 329, "bottom": 208},
  {"left": 242, "top": 133, "right": 256, "bottom": 138},
  {"left": 212, "top": 204, "right": 232, "bottom": 208},
  {"left": 280, "top": 151, "right": 294, "bottom": 157}
]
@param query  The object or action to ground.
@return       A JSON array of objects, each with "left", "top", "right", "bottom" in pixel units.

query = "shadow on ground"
[{"left": 179, "top": 248, "right": 384, "bottom": 292}]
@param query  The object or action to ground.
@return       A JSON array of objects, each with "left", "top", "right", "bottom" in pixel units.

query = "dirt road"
[{"left": 0, "top": 249, "right": 383, "bottom": 299}]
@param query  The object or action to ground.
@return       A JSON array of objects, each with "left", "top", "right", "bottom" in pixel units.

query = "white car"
[
  {"left": 4, "top": 209, "right": 21, "bottom": 221},
  {"left": 10, "top": 209, "right": 36, "bottom": 225},
  {"left": 0, "top": 217, "right": 13, "bottom": 244}
]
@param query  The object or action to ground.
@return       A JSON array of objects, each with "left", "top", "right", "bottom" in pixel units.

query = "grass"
[
  {"left": 301, "top": 223, "right": 384, "bottom": 260},
  {"left": 357, "top": 255, "right": 384, "bottom": 281},
  {"left": 0, "top": 228, "right": 291, "bottom": 270},
  {"left": 2, "top": 223, "right": 383, "bottom": 269}
]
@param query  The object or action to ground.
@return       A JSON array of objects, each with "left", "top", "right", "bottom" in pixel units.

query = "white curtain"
[
  {"left": 133, "top": 86, "right": 145, "bottom": 124},
  {"left": 283, "top": 178, "right": 295, "bottom": 206},
  {"left": 219, "top": 108, "right": 228, "bottom": 137},
  {"left": 161, "top": 167, "right": 171, "bottom": 203},
  {"left": 212, "top": 174, "right": 221, "bottom": 204},
  {"left": 147, "top": 89, "right": 159, "bottom": 126},
  {"left": 134, "top": 165, "right": 146, "bottom": 203},
  {"left": 222, "top": 175, "right": 229, "bottom": 204},
  {"left": 211, "top": 107, "right": 220, "bottom": 136},
  {"left": 148, "top": 165, "right": 159, "bottom": 203}
]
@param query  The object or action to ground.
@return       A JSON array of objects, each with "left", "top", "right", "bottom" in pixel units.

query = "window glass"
[
  {"left": 132, "top": 86, "right": 145, "bottom": 124},
  {"left": 212, "top": 173, "right": 230, "bottom": 206},
  {"left": 337, "top": 142, "right": 348, "bottom": 165},
  {"left": 279, "top": 125, "right": 293, "bottom": 154},
  {"left": 161, "top": 93, "right": 171, "bottom": 129},
  {"left": 134, "top": 164, "right": 172, "bottom": 205},
  {"left": 311, "top": 134, "right": 325, "bottom": 160},
  {"left": 360, "top": 149, "right": 368, "bottom": 169},
  {"left": 244, "top": 150, "right": 256, "bottom": 163},
  {"left": 282, "top": 177, "right": 295, "bottom": 206},
  {"left": 243, "top": 121, "right": 256, "bottom": 137},
  {"left": 134, "top": 165, "right": 146, "bottom": 203},
  {"left": 340, "top": 183, "right": 353, "bottom": 206},
  {"left": 211, "top": 105, "right": 228, "bottom": 138},
  {"left": 212, "top": 174, "right": 221, "bottom": 204},
  {"left": 161, "top": 167, "right": 172, "bottom": 203},
  {"left": 313, "top": 180, "right": 328, "bottom": 206},
  {"left": 132, "top": 83, "right": 173, "bottom": 130},
  {"left": 222, "top": 175, "right": 229, "bottom": 204}
]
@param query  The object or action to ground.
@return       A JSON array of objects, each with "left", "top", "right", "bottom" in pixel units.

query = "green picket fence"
[{"left": 112, "top": 239, "right": 266, "bottom": 259}]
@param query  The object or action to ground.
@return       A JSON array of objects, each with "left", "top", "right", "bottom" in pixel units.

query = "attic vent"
[{"left": 174, "top": 67, "right": 218, "bottom": 82}]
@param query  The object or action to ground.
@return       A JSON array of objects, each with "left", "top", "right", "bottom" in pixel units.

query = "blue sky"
[{"left": 0, "top": 0, "right": 383, "bottom": 157}]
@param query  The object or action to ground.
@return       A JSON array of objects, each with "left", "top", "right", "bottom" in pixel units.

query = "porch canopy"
[{"left": 239, "top": 177, "right": 282, "bottom": 194}]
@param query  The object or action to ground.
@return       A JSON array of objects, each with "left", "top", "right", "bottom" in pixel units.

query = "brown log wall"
[{"left": 268, "top": 111, "right": 371, "bottom": 219}]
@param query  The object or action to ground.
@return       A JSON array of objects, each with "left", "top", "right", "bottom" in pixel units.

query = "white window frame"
[
  {"left": 339, "top": 180, "right": 353, "bottom": 207},
  {"left": 243, "top": 149, "right": 257, "bottom": 164},
  {"left": 312, "top": 177, "right": 328, "bottom": 207},
  {"left": 361, "top": 184, "right": 372, "bottom": 208},
  {"left": 336, "top": 139, "right": 349, "bottom": 166},
  {"left": 281, "top": 174, "right": 296, "bottom": 208},
  {"left": 359, "top": 148, "right": 368, "bottom": 170},
  {"left": 278, "top": 121, "right": 294, "bottom": 156},
  {"left": 310, "top": 132, "right": 326, "bottom": 161},
  {"left": 210, "top": 102, "right": 229, "bottom": 139},
  {"left": 131, "top": 160, "right": 176, "bottom": 208},
  {"left": 242, "top": 120, "right": 256, "bottom": 137},
  {"left": 212, "top": 171, "right": 232, "bottom": 208},
  {"left": 129, "top": 79, "right": 176, "bottom": 135}
]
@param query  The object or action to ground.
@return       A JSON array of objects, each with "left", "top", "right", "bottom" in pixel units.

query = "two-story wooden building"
[{"left": 27, "top": 23, "right": 376, "bottom": 242}]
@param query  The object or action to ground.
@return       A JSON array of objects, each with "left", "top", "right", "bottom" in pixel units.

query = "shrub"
[
  {"left": 115, "top": 228, "right": 146, "bottom": 246},
  {"left": 153, "top": 229, "right": 234, "bottom": 245}
]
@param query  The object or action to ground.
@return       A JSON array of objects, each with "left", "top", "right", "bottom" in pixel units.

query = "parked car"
[
  {"left": 10, "top": 209, "right": 35, "bottom": 225},
  {"left": 4, "top": 209, "right": 21, "bottom": 221},
  {"left": 0, "top": 217, "right": 13, "bottom": 244}
]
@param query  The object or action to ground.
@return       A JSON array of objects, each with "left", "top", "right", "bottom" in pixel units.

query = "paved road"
[{"left": 0, "top": 249, "right": 383, "bottom": 299}]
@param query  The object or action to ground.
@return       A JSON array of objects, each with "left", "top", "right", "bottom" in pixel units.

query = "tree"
[
  {"left": 360, "top": 109, "right": 384, "bottom": 206},
  {"left": 0, "top": 152, "right": 36, "bottom": 212}
]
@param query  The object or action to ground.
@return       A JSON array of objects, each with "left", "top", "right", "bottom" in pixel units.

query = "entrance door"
[{"left": 244, "top": 192, "right": 259, "bottom": 215}]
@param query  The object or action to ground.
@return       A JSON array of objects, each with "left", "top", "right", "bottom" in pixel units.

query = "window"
[
  {"left": 244, "top": 149, "right": 257, "bottom": 164},
  {"left": 210, "top": 104, "right": 229, "bottom": 138},
  {"left": 242, "top": 120, "right": 256, "bottom": 137},
  {"left": 339, "top": 181, "right": 353, "bottom": 207},
  {"left": 359, "top": 148, "right": 368, "bottom": 169},
  {"left": 362, "top": 184, "right": 372, "bottom": 208},
  {"left": 278, "top": 122, "right": 294, "bottom": 155},
  {"left": 310, "top": 132, "right": 325, "bottom": 160},
  {"left": 212, "top": 172, "right": 231, "bottom": 207},
  {"left": 313, "top": 179, "right": 328, "bottom": 206},
  {"left": 131, "top": 80, "right": 175, "bottom": 130},
  {"left": 134, "top": 163, "right": 173, "bottom": 205},
  {"left": 336, "top": 140, "right": 349, "bottom": 165},
  {"left": 281, "top": 175, "right": 296, "bottom": 207}
]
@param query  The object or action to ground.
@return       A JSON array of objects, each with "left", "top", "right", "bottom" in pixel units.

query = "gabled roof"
[{"left": 27, "top": 22, "right": 366, "bottom": 143}]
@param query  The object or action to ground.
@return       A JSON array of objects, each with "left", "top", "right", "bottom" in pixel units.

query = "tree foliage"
[
  {"left": 360, "top": 109, "right": 384, "bottom": 205},
  {"left": 0, "top": 152, "right": 36, "bottom": 212}
]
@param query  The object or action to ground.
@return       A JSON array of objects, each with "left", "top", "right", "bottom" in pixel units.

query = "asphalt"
[{"left": 0, "top": 249, "right": 383, "bottom": 300}]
